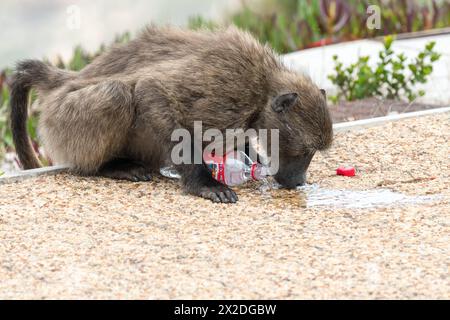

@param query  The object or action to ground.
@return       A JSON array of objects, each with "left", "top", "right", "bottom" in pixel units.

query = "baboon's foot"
[{"left": 97, "top": 159, "right": 152, "bottom": 182}]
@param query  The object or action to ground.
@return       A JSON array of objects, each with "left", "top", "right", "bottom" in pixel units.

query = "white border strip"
[
  {"left": 0, "top": 106, "right": 449, "bottom": 183},
  {"left": 333, "top": 106, "right": 450, "bottom": 132},
  {"left": 0, "top": 164, "right": 70, "bottom": 184}
]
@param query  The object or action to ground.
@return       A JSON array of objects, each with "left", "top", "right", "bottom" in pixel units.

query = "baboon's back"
[{"left": 78, "top": 26, "right": 281, "bottom": 81}]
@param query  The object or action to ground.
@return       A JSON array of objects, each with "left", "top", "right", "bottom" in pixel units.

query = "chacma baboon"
[{"left": 10, "top": 26, "right": 333, "bottom": 203}]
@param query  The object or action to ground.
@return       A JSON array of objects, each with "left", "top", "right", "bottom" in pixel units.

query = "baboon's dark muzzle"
[
  {"left": 274, "top": 172, "right": 307, "bottom": 189},
  {"left": 274, "top": 152, "right": 314, "bottom": 189}
]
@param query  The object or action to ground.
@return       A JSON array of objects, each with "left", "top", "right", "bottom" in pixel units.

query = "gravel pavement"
[{"left": 0, "top": 114, "right": 449, "bottom": 299}]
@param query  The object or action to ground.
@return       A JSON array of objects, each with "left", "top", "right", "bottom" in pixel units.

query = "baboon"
[{"left": 10, "top": 26, "right": 333, "bottom": 203}]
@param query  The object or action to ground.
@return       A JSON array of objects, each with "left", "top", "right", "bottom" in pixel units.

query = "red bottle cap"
[{"left": 336, "top": 166, "right": 355, "bottom": 177}]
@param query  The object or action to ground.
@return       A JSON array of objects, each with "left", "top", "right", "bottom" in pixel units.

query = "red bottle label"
[{"left": 207, "top": 162, "right": 225, "bottom": 183}]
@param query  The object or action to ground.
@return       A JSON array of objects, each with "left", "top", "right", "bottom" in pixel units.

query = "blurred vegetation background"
[
  {"left": 192, "top": 0, "right": 450, "bottom": 53},
  {"left": 1, "top": 0, "right": 449, "bottom": 170}
]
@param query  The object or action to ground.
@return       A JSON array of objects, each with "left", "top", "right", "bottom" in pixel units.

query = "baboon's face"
[{"left": 268, "top": 89, "right": 333, "bottom": 189}]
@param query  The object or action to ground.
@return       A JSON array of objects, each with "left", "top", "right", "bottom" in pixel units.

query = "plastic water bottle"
[
  {"left": 203, "top": 150, "right": 269, "bottom": 186},
  {"left": 160, "top": 150, "right": 270, "bottom": 186}
]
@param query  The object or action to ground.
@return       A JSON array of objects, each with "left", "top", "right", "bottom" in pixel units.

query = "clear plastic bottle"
[
  {"left": 203, "top": 150, "right": 269, "bottom": 186},
  {"left": 160, "top": 151, "right": 270, "bottom": 186}
]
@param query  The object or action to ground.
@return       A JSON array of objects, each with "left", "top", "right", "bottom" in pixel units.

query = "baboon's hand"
[
  {"left": 180, "top": 164, "right": 238, "bottom": 203},
  {"left": 198, "top": 184, "right": 238, "bottom": 203}
]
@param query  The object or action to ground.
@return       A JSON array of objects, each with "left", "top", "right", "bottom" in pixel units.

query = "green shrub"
[{"left": 328, "top": 36, "right": 441, "bottom": 102}]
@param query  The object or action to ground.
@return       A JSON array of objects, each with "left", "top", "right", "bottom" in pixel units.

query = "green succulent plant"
[{"left": 328, "top": 36, "right": 441, "bottom": 102}]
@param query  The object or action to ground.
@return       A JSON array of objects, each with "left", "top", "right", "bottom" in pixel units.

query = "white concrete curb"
[
  {"left": 333, "top": 106, "right": 450, "bottom": 132},
  {"left": 1, "top": 106, "right": 449, "bottom": 183},
  {"left": 0, "top": 164, "right": 70, "bottom": 184}
]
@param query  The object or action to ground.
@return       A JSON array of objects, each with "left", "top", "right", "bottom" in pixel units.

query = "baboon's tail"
[{"left": 10, "top": 60, "right": 72, "bottom": 169}]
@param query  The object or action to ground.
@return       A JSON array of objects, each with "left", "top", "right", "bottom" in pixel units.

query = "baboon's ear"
[
  {"left": 271, "top": 93, "right": 299, "bottom": 113},
  {"left": 320, "top": 89, "right": 327, "bottom": 99}
]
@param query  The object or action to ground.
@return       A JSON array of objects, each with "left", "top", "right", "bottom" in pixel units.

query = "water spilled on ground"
[
  {"left": 252, "top": 180, "right": 440, "bottom": 209},
  {"left": 296, "top": 184, "right": 439, "bottom": 209},
  {"left": 160, "top": 168, "right": 440, "bottom": 209}
]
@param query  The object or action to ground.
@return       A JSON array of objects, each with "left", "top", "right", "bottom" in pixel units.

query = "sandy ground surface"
[{"left": 0, "top": 114, "right": 449, "bottom": 299}]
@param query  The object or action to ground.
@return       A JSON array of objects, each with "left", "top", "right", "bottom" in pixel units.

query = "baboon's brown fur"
[{"left": 10, "top": 26, "right": 332, "bottom": 203}]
